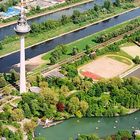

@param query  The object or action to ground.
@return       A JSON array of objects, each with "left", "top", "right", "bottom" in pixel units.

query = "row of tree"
[
  {"left": 76, "top": 130, "right": 132, "bottom": 140},
  {"left": 0, "top": 127, "right": 23, "bottom": 140},
  {"left": 0, "top": 69, "right": 19, "bottom": 88},
  {"left": 1, "top": 75, "right": 139, "bottom": 124},
  {"left": 94, "top": 19, "right": 140, "bottom": 43},
  {"left": 30, "top": 0, "right": 133, "bottom": 34},
  {"left": 0, "top": 0, "right": 19, "bottom": 12}
]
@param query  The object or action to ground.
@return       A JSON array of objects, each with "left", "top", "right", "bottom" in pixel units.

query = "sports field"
[
  {"left": 79, "top": 56, "right": 131, "bottom": 80},
  {"left": 121, "top": 45, "right": 140, "bottom": 58}
]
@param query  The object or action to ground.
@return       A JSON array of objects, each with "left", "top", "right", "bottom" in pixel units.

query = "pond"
[{"left": 35, "top": 111, "right": 140, "bottom": 140}]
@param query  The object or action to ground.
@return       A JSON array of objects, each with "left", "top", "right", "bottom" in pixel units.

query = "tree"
[
  {"left": 39, "top": 81, "right": 48, "bottom": 89},
  {"left": 80, "top": 81, "right": 92, "bottom": 92},
  {"left": 75, "top": 110, "right": 83, "bottom": 118},
  {"left": 3, "top": 86, "right": 12, "bottom": 95},
  {"left": 0, "top": 4, "right": 7, "bottom": 12},
  {"left": 68, "top": 97, "right": 80, "bottom": 114},
  {"left": 80, "top": 101, "right": 89, "bottom": 115},
  {"left": 35, "top": 137, "right": 45, "bottom": 140},
  {"left": 24, "top": 120, "right": 37, "bottom": 133},
  {"left": 41, "top": 88, "right": 59, "bottom": 105},
  {"left": 36, "top": 5, "right": 41, "bottom": 11},
  {"left": 23, "top": 103, "right": 32, "bottom": 118},
  {"left": 0, "top": 76, "right": 7, "bottom": 88},
  {"left": 115, "top": 0, "right": 121, "bottom": 7},
  {"left": 0, "top": 42, "right": 3, "bottom": 50},
  {"left": 28, "top": 75, "right": 38, "bottom": 86},
  {"left": 72, "top": 47, "right": 79, "bottom": 55},
  {"left": 72, "top": 10, "right": 80, "bottom": 19},
  {"left": 105, "top": 136, "right": 112, "bottom": 140},
  {"left": 132, "top": 56, "right": 140, "bottom": 64},
  {"left": 89, "top": 134, "right": 99, "bottom": 140},
  {"left": 103, "top": 0, "right": 112, "bottom": 11},
  {"left": 85, "top": 44, "right": 91, "bottom": 54},
  {"left": 11, "top": 109, "right": 24, "bottom": 121},
  {"left": 30, "top": 100, "right": 40, "bottom": 116},
  {"left": 94, "top": 4, "right": 100, "bottom": 12},
  {"left": 63, "top": 64, "right": 78, "bottom": 78},
  {"left": 60, "top": 44, "right": 67, "bottom": 55},
  {"left": 50, "top": 56, "right": 57, "bottom": 64},
  {"left": 10, "top": 69, "right": 19, "bottom": 82},
  {"left": 73, "top": 76, "right": 81, "bottom": 88},
  {"left": 3, "top": 104, "right": 12, "bottom": 112},
  {"left": 61, "top": 15, "right": 69, "bottom": 25},
  {"left": 60, "top": 85, "right": 69, "bottom": 95},
  {"left": 117, "top": 130, "right": 132, "bottom": 139},
  {"left": 56, "top": 102, "right": 65, "bottom": 112}
]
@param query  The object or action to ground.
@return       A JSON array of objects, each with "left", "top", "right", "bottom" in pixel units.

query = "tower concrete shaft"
[{"left": 20, "top": 36, "right": 26, "bottom": 93}]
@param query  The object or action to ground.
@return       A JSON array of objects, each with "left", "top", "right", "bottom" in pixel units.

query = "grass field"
[{"left": 121, "top": 44, "right": 140, "bottom": 58}]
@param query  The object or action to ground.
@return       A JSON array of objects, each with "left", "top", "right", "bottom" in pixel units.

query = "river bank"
[
  {"left": 34, "top": 110, "right": 140, "bottom": 140},
  {"left": 0, "top": 0, "right": 93, "bottom": 28},
  {"left": 0, "top": 6, "right": 139, "bottom": 59},
  {"left": 39, "top": 109, "right": 139, "bottom": 127}
]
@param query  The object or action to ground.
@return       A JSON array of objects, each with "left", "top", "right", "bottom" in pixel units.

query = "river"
[
  {"left": 34, "top": 111, "right": 140, "bottom": 140},
  {"left": 0, "top": 0, "right": 115, "bottom": 41},
  {"left": 0, "top": 8, "right": 140, "bottom": 72}
]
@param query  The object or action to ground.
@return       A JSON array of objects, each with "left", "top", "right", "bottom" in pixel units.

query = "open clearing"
[
  {"left": 79, "top": 56, "right": 132, "bottom": 80},
  {"left": 121, "top": 45, "right": 140, "bottom": 58},
  {"left": 13, "top": 54, "right": 46, "bottom": 72}
]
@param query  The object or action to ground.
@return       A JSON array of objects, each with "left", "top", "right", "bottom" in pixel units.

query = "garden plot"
[
  {"left": 79, "top": 56, "right": 131, "bottom": 80},
  {"left": 121, "top": 45, "right": 140, "bottom": 58}
]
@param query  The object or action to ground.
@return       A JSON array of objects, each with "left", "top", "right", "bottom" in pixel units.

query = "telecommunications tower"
[{"left": 14, "top": 0, "right": 30, "bottom": 93}]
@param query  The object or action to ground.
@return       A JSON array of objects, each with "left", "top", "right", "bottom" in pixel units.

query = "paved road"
[{"left": 126, "top": 67, "right": 140, "bottom": 78}]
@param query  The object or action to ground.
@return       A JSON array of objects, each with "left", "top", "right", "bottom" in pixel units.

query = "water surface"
[{"left": 35, "top": 111, "right": 140, "bottom": 140}]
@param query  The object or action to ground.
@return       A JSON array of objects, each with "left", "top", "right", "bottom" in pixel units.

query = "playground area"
[{"left": 79, "top": 56, "right": 131, "bottom": 80}]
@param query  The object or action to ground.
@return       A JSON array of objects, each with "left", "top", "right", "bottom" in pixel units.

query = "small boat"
[
  {"left": 96, "top": 127, "right": 99, "bottom": 130},
  {"left": 114, "top": 126, "right": 116, "bottom": 129}
]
